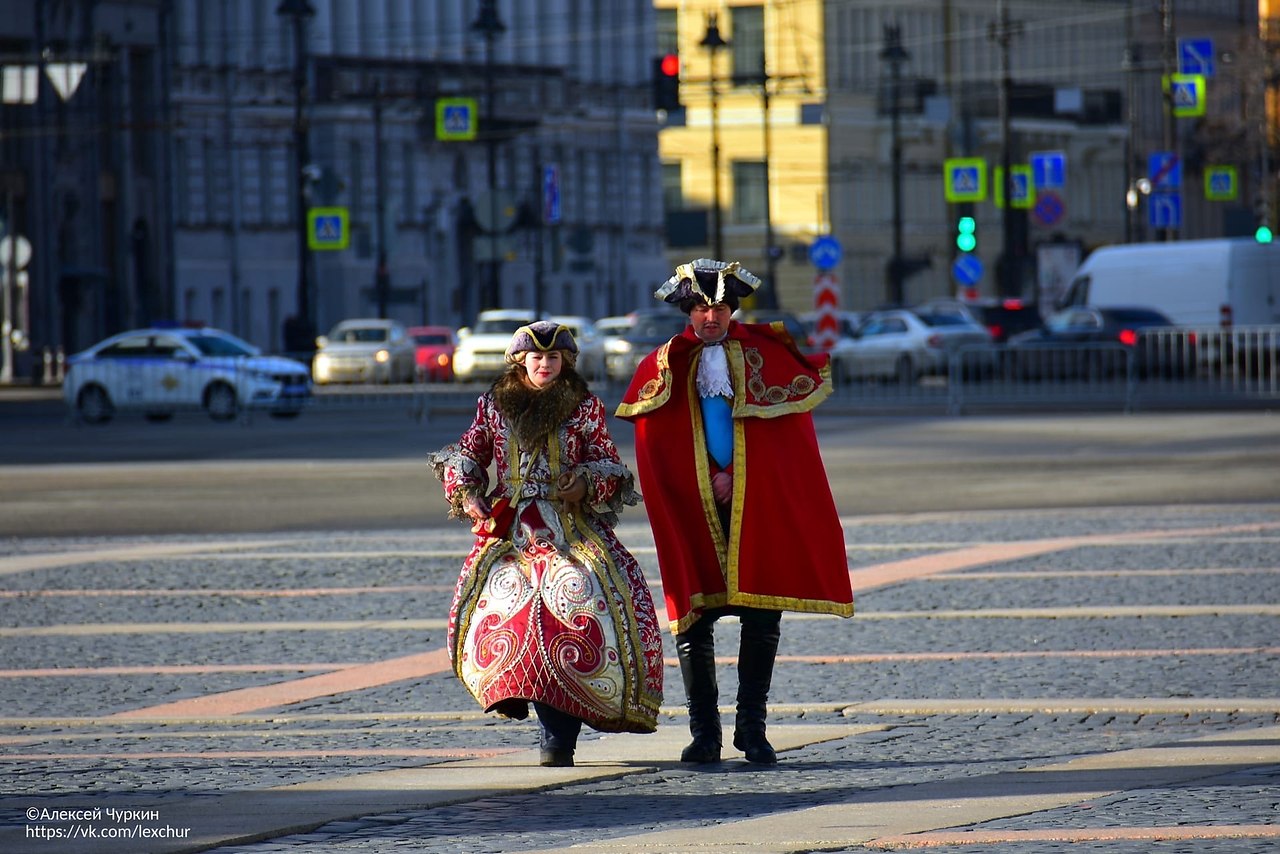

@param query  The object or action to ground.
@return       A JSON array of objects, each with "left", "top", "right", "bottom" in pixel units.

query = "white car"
[
  {"left": 63, "top": 327, "right": 311, "bottom": 424},
  {"left": 313, "top": 319, "right": 416, "bottom": 385},
  {"left": 548, "top": 315, "right": 606, "bottom": 381},
  {"left": 453, "top": 309, "right": 537, "bottom": 381}
]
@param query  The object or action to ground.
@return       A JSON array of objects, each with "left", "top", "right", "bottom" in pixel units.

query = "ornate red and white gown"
[{"left": 428, "top": 391, "right": 664, "bottom": 733}]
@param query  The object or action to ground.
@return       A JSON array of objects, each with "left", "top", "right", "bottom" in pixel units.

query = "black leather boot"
[
  {"left": 534, "top": 702, "right": 581, "bottom": 767},
  {"left": 733, "top": 609, "right": 781, "bottom": 765},
  {"left": 675, "top": 618, "right": 721, "bottom": 763}
]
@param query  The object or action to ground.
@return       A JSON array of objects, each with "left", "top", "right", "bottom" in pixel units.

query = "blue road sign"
[
  {"left": 1149, "top": 192, "right": 1182, "bottom": 230},
  {"left": 1178, "top": 37, "right": 1214, "bottom": 78},
  {"left": 1030, "top": 151, "right": 1066, "bottom": 190},
  {"left": 951, "top": 253, "right": 984, "bottom": 286},
  {"left": 1148, "top": 152, "right": 1181, "bottom": 191},
  {"left": 543, "top": 164, "right": 561, "bottom": 225},
  {"left": 808, "top": 235, "right": 843, "bottom": 270}
]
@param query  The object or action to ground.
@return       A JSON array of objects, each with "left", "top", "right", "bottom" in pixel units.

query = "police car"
[{"left": 63, "top": 326, "right": 311, "bottom": 424}]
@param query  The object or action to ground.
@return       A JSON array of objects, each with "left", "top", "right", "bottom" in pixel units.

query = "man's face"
[{"left": 690, "top": 303, "right": 732, "bottom": 342}]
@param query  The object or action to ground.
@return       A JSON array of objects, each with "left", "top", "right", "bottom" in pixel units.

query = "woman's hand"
[
  {"left": 462, "top": 494, "right": 491, "bottom": 524},
  {"left": 557, "top": 471, "right": 587, "bottom": 512},
  {"left": 712, "top": 471, "right": 733, "bottom": 505}
]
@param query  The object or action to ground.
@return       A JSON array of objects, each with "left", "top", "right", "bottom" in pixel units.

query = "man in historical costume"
[
  {"left": 429, "top": 321, "right": 664, "bottom": 767},
  {"left": 616, "top": 259, "right": 854, "bottom": 765}
]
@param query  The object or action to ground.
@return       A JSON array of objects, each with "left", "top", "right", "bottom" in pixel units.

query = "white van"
[{"left": 1062, "top": 238, "right": 1280, "bottom": 326}]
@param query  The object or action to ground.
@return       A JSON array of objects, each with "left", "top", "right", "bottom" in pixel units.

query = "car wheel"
[
  {"left": 76, "top": 385, "right": 114, "bottom": 425},
  {"left": 204, "top": 382, "right": 239, "bottom": 421},
  {"left": 144, "top": 412, "right": 174, "bottom": 423}
]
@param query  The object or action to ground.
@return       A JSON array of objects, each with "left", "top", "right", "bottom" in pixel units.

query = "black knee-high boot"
[
  {"left": 675, "top": 617, "right": 721, "bottom": 763},
  {"left": 733, "top": 609, "right": 781, "bottom": 764}
]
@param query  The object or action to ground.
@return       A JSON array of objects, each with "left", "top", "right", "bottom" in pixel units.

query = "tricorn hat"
[
  {"left": 654, "top": 258, "right": 761, "bottom": 309},
  {"left": 504, "top": 320, "right": 579, "bottom": 364}
]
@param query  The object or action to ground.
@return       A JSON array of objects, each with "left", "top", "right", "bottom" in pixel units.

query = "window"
[
  {"left": 662, "top": 162, "right": 683, "bottom": 212},
  {"left": 656, "top": 8, "right": 677, "bottom": 55},
  {"left": 731, "top": 160, "right": 767, "bottom": 224},
  {"left": 731, "top": 5, "right": 765, "bottom": 84}
]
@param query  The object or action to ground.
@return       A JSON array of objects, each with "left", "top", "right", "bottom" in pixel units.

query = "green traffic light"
[
  {"left": 956, "top": 216, "right": 976, "bottom": 252},
  {"left": 1256, "top": 225, "right": 1273, "bottom": 244}
]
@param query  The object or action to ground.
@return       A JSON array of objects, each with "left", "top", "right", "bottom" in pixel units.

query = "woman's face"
[{"left": 524, "top": 350, "right": 564, "bottom": 388}]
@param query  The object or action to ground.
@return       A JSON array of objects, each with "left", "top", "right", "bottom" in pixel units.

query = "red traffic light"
[{"left": 660, "top": 54, "right": 679, "bottom": 77}]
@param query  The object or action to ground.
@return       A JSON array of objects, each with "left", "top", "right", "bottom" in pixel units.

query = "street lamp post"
[
  {"left": 880, "top": 24, "right": 909, "bottom": 306},
  {"left": 471, "top": 0, "right": 506, "bottom": 313},
  {"left": 276, "top": 0, "right": 316, "bottom": 355},
  {"left": 700, "top": 14, "right": 728, "bottom": 262}
]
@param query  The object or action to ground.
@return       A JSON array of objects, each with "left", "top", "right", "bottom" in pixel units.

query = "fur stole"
[{"left": 491, "top": 367, "right": 590, "bottom": 450}]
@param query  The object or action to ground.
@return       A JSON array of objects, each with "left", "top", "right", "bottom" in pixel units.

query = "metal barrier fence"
[{"left": 56, "top": 327, "right": 1279, "bottom": 423}]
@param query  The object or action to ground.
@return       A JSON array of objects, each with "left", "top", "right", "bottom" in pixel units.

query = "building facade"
[
  {"left": 659, "top": 1, "right": 1274, "bottom": 315},
  {"left": 0, "top": 0, "right": 171, "bottom": 371},
  {"left": 171, "top": 0, "right": 669, "bottom": 353}
]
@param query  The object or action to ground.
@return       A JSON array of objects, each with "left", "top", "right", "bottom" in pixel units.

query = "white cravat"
[{"left": 696, "top": 341, "right": 734, "bottom": 399}]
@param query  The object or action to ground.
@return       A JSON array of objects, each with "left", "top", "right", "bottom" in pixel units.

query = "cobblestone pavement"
[{"left": 0, "top": 504, "right": 1277, "bottom": 853}]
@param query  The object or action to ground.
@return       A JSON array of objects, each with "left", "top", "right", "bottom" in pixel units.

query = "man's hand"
[
  {"left": 557, "top": 471, "right": 588, "bottom": 513},
  {"left": 712, "top": 471, "right": 733, "bottom": 505}
]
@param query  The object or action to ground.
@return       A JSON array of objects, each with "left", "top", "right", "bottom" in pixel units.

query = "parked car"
[
  {"left": 407, "top": 325, "right": 457, "bottom": 382},
  {"left": 453, "top": 309, "right": 538, "bottom": 382},
  {"left": 596, "top": 314, "right": 636, "bottom": 382},
  {"left": 548, "top": 315, "right": 606, "bottom": 381},
  {"left": 832, "top": 309, "right": 994, "bottom": 384},
  {"left": 63, "top": 326, "right": 311, "bottom": 424},
  {"left": 605, "top": 309, "right": 688, "bottom": 382},
  {"left": 1005, "top": 306, "right": 1197, "bottom": 380},
  {"left": 312, "top": 319, "right": 416, "bottom": 385}
]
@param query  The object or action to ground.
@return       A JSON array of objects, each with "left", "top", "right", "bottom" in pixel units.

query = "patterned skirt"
[{"left": 448, "top": 507, "right": 663, "bottom": 733}]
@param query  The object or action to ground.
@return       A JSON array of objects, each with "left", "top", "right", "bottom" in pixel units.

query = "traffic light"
[
  {"left": 1256, "top": 224, "right": 1273, "bottom": 244},
  {"left": 956, "top": 215, "right": 977, "bottom": 253},
  {"left": 652, "top": 54, "right": 680, "bottom": 112}
]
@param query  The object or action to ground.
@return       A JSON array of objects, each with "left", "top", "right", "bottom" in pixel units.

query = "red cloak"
[{"left": 616, "top": 321, "right": 854, "bottom": 633}]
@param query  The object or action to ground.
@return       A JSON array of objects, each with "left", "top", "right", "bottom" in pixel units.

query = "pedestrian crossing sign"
[
  {"left": 1165, "top": 73, "right": 1206, "bottom": 118},
  {"left": 307, "top": 207, "right": 350, "bottom": 251},
  {"left": 944, "top": 158, "right": 987, "bottom": 203},
  {"left": 1204, "top": 166, "right": 1237, "bottom": 202},
  {"left": 436, "top": 97, "right": 478, "bottom": 141},
  {"left": 994, "top": 166, "right": 1034, "bottom": 209}
]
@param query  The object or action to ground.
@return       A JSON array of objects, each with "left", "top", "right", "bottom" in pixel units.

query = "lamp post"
[
  {"left": 700, "top": 13, "right": 728, "bottom": 262},
  {"left": 880, "top": 24, "right": 909, "bottom": 306},
  {"left": 471, "top": 0, "right": 506, "bottom": 313},
  {"left": 276, "top": 0, "right": 316, "bottom": 355}
]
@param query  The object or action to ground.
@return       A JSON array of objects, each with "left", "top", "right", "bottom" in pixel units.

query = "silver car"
[
  {"left": 313, "top": 319, "right": 416, "bottom": 385},
  {"left": 831, "top": 309, "right": 993, "bottom": 384}
]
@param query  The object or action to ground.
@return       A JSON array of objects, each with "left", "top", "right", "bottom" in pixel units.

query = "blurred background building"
[{"left": 1, "top": 1, "right": 1277, "bottom": 374}]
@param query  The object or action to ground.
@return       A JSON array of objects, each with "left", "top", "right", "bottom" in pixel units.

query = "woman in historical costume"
[{"left": 428, "top": 320, "right": 664, "bottom": 767}]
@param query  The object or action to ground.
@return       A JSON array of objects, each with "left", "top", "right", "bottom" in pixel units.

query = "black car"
[
  {"left": 1006, "top": 306, "right": 1196, "bottom": 380},
  {"left": 916, "top": 298, "right": 1043, "bottom": 344}
]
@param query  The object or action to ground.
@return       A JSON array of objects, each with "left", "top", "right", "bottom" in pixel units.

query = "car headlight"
[
  {"left": 435, "top": 353, "right": 451, "bottom": 367},
  {"left": 314, "top": 354, "right": 330, "bottom": 380},
  {"left": 375, "top": 349, "right": 390, "bottom": 363}
]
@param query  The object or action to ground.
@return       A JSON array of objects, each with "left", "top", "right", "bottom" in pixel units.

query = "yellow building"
[{"left": 655, "top": 1, "right": 829, "bottom": 312}]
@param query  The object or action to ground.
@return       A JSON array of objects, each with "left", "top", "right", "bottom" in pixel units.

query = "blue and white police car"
[{"left": 63, "top": 326, "right": 311, "bottom": 424}]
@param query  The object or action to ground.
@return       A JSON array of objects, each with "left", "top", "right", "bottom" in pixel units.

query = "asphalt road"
[{"left": 2, "top": 391, "right": 1279, "bottom": 537}]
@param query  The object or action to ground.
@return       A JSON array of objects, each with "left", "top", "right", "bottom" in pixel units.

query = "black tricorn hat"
[{"left": 654, "top": 258, "right": 761, "bottom": 308}]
